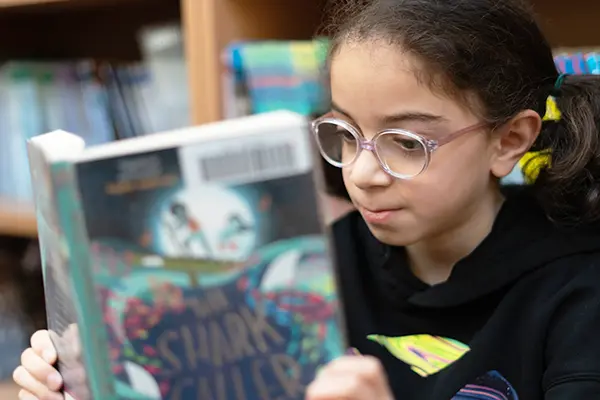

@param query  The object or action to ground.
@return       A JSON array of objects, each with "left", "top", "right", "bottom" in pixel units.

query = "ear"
[{"left": 490, "top": 109, "right": 542, "bottom": 178}]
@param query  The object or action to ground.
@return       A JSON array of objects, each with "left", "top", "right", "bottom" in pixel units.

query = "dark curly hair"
[{"left": 318, "top": 0, "right": 600, "bottom": 226}]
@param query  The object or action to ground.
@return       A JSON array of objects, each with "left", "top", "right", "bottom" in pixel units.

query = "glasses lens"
[
  {"left": 376, "top": 132, "right": 427, "bottom": 177},
  {"left": 314, "top": 121, "right": 358, "bottom": 166}
]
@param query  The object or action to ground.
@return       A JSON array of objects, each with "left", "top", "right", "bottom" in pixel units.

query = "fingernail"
[
  {"left": 42, "top": 349, "right": 55, "bottom": 363},
  {"left": 47, "top": 371, "right": 63, "bottom": 387},
  {"left": 345, "top": 347, "right": 361, "bottom": 356}
]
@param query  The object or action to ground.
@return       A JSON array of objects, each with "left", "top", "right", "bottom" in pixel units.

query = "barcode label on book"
[
  {"left": 199, "top": 144, "right": 297, "bottom": 182},
  {"left": 179, "top": 127, "right": 313, "bottom": 185}
]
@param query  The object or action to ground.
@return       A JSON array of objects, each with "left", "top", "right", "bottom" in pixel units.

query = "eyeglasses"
[{"left": 311, "top": 116, "right": 489, "bottom": 179}]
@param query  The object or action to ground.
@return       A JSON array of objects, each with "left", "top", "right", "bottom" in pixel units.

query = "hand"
[
  {"left": 306, "top": 355, "right": 395, "bottom": 400},
  {"left": 13, "top": 329, "right": 63, "bottom": 400}
]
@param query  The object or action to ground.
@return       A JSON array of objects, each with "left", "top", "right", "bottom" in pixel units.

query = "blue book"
[
  {"left": 570, "top": 52, "right": 588, "bottom": 74},
  {"left": 27, "top": 111, "right": 346, "bottom": 400},
  {"left": 585, "top": 52, "right": 600, "bottom": 74}
]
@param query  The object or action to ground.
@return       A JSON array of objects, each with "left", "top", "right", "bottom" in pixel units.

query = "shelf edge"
[{"left": 0, "top": 200, "right": 37, "bottom": 237}]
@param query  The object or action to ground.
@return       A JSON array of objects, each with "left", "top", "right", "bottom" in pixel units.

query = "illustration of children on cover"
[
  {"left": 160, "top": 187, "right": 258, "bottom": 262},
  {"left": 166, "top": 201, "right": 213, "bottom": 257}
]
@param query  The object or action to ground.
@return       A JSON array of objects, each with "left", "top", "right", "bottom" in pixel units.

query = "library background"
[{"left": 0, "top": 0, "right": 595, "bottom": 395}]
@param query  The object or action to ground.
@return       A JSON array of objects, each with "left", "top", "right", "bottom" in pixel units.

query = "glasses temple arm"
[{"left": 435, "top": 122, "right": 490, "bottom": 147}]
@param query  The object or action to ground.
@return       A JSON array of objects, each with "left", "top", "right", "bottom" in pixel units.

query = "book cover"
[
  {"left": 27, "top": 134, "right": 114, "bottom": 400},
  {"left": 31, "top": 112, "right": 346, "bottom": 399}
]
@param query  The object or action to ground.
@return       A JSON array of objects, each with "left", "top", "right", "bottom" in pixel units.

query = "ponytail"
[{"left": 527, "top": 74, "right": 600, "bottom": 226}]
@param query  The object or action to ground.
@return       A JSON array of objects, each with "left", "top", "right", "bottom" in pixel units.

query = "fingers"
[
  {"left": 306, "top": 374, "right": 372, "bottom": 399},
  {"left": 18, "top": 388, "right": 34, "bottom": 400},
  {"left": 306, "top": 356, "right": 394, "bottom": 400},
  {"left": 13, "top": 366, "right": 63, "bottom": 400},
  {"left": 30, "top": 330, "right": 57, "bottom": 364},
  {"left": 20, "top": 348, "right": 63, "bottom": 391},
  {"left": 324, "top": 355, "right": 388, "bottom": 387},
  {"left": 18, "top": 388, "right": 64, "bottom": 400}
]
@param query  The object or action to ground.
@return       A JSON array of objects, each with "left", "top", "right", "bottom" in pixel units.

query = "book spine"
[
  {"left": 51, "top": 162, "right": 118, "bottom": 400},
  {"left": 585, "top": 52, "right": 600, "bottom": 74}
]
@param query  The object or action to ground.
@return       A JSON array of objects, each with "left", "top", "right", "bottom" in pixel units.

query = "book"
[
  {"left": 28, "top": 110, "right": 347, "bottom": 400},
  {"left": 27, "top": 131, "right": 98, "bottom": 400},
  {"left": 221, "top": 40, "right": 330, "bottom": 120},
  {"left": 553, "top": 48, "right": 600, "bottom": 75}
]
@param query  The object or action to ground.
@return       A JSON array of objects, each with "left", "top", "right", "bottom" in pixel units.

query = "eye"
[
  {"left": 338, "top": 130, "right": 355, "bottom": 143},
  {"left": 392, "top": 137, "right": 421, "bottom": 151}
]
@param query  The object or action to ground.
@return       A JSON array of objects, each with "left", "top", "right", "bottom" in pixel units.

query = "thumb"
[{"left": 31, "top": 330, "right": 57, "bottom": 364}]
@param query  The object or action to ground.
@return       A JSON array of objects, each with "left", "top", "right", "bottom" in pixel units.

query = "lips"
[
  {"left": 358, "top": 205, "right": 401, "bottom": 224},
  {"left": 362, "top": 207, "right": 396, "bottom": 213},
  {"left": 358, "top": 204, "right": 402, "bottom": 214}
]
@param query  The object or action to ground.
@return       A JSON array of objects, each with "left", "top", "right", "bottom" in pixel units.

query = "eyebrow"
[{"left": 331, "top": 101, "right": 447, "bottom": 125}]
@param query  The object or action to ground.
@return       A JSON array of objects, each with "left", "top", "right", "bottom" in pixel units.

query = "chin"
[{"left": 365, "top": 221, "right": 422, "bottom": 247}]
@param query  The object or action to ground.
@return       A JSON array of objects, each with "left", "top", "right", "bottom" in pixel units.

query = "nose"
[{"left": 347, "top": 148, "right": 394, "bottom": 190}]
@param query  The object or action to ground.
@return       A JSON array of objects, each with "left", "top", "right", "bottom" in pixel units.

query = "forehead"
[{"left": 329, "top": 42, "right": 471, "bottom": 125}]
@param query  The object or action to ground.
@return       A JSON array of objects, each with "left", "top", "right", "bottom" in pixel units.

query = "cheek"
[
  {"left": 406, "top": 139, "right": 492, "bottom": 214},
  {"left": 341, "top": 168, "right": 353, "bottom": 195}
]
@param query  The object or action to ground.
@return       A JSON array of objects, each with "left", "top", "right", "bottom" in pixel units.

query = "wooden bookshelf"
[
  {"left": 0, "top": 0, "right": 180, "bottom": 61},
  {"left": 0, "top": 0, "right": 599, "bottom": 237},
  {"left": 532, "top": 0, "right": 600, "bottom": 48},
  {"left": 181, "top": 0, "right": 600, "bottom": 126},
  {"left": 0, "top": 0, "right": 63, "bottom": 6},
  {"left": 0, "top": 0, "right": 139, "bottom": 8},
  {"left": 182, "top": 0, "right": 326, "bottom": 125},
  {"left": 0, "top": 0, "right": 179, "bottom": 237}
]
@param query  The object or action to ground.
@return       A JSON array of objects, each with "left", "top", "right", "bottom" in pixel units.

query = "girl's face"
[{"left": 330, "top": 42, "right": 501, "bottom": 246}]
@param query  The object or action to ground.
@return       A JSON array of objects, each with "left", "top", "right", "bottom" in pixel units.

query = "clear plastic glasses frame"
[{"left": 311, "top": 116, "right": 489, "bottom": 179}]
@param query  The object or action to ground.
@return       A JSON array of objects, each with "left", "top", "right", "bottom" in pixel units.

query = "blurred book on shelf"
[
  {"left": 138, "top": 22, "right": 190, "bottom": 134},
  {"left": 553, "top": 48, "right": 600, "bottom": 74},
  {"left": 0, "top": 22, "right": 189, "bottom": 205},
  {"left": 221, "top": 39, "right": 330, "bottom": 119}
]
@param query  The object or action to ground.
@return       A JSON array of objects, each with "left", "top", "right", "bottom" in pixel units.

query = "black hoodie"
[{"left": 331, "top": 186, "right": 600, "bottom": 399}]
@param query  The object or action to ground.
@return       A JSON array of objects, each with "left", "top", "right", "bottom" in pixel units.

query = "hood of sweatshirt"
[{"left": 357, "top": 185, "right": 600, "bottom": 309}]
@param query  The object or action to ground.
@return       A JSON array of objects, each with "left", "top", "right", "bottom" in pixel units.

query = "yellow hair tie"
[
  {"left": 542, "top": 95, "right": 561, "bottom": 122},
  {"left": 518, "top": 74, "right": 566, "bottom": 183},
  {"left": 541, "top": 73, "right": 567, "bottom": 122},
  {"left": 519, "top": 149, "right": 551, "bottom": 184}
]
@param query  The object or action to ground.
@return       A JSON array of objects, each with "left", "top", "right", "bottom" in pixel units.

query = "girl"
[{"left": 13, "top": 0, "right": 600, "bottom": 398}]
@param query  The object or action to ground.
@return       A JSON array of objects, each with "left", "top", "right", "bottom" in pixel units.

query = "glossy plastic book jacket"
[{"left": 27, "top": 111, "right": 347, "bottom": 400}]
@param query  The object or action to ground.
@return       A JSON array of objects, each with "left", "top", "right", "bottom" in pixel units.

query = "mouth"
[{"left": 358, "top": 205, "right": 402, "bottom": 224}]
